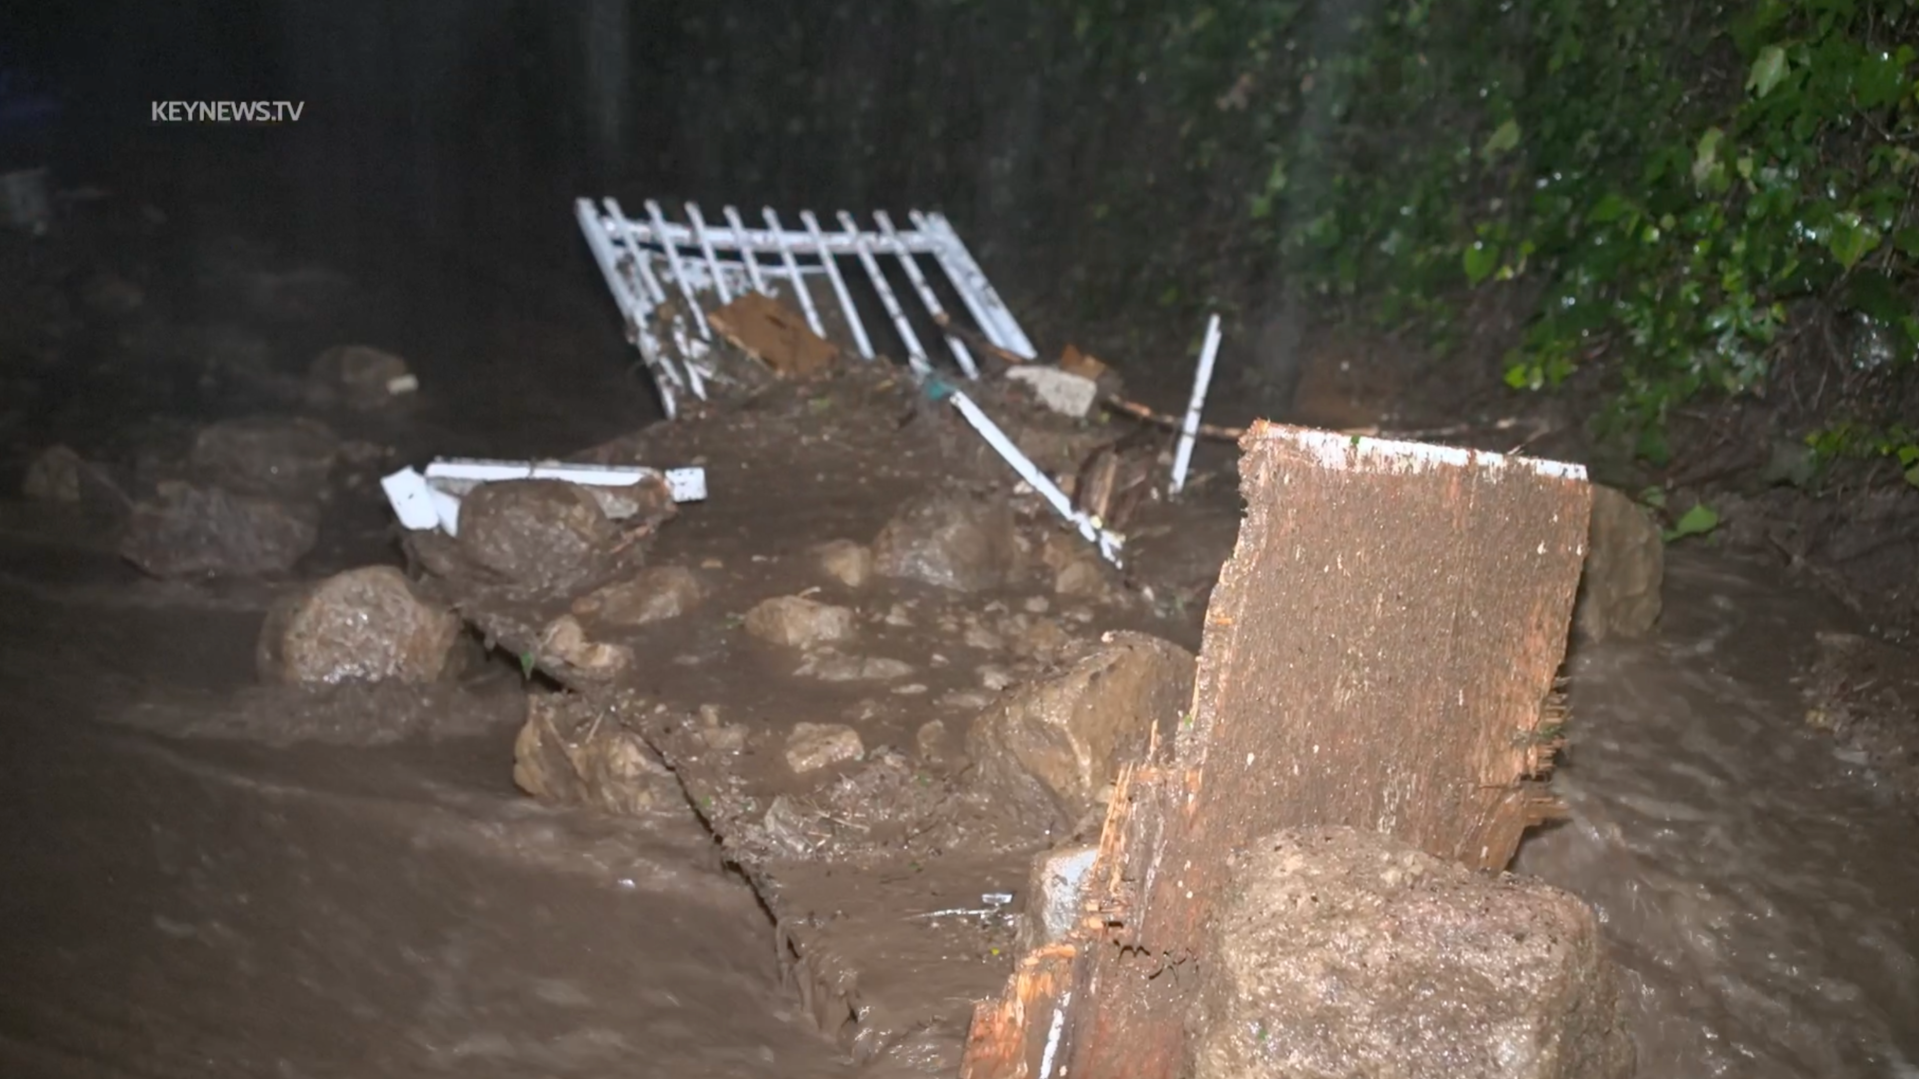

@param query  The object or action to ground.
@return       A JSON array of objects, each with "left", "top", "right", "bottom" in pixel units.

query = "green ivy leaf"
[
  {"left": 1663, "top": 502, "right": 1720, "bottom": 542},
  {"left": 1463, "top": 242, "right": 1498, "bottom": 285},
  {"left": 1691, "top": 127, "right": 1725, "bottom": 186},
  {"left": 1748, "top": 44, "right": 1789, "bottom": 98},
  {"left": 1482, "top": 118, "right": 1521, "bottom": 160},
  {"left": 1827, "top": 211, "right": 1883, "bottom": 269}
]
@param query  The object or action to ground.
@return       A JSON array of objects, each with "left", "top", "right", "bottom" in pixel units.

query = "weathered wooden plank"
[{"left": 965, "top": 421, "right": 1593, "bottom": 1079}]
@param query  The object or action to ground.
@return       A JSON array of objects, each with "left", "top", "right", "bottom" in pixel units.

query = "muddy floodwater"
[{"left": 0, "top": 527, "right": 1911, "bottom": 1078}]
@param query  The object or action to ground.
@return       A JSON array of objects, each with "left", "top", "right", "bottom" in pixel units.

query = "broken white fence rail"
[
  {"left": 382, "top": 458, "right": 707, "bottom": 538},
  {"left": 1169, "top": 313, "right": 1224, "bottom": 497},
  {"left": 576, "top": 198, "right": 1037, "bottom": 416}
]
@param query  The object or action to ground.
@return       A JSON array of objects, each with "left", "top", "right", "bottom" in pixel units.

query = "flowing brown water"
[{"left": 1518, "top": 551, "right": 1919, "bottom": 1078}]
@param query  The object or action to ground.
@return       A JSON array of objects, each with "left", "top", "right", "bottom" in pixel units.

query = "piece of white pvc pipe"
[
  {"left": 839, "top": 210, "right": 929, "bottom": 375},
  {"left": 1170, "top": 313, "right": 1223, "bottom": 497},
  {"left": 764, "top": 208, "right": 827, "bottom": 338},
  {"left": 949, "top": 391, "right": 1123, "bottom": 567},
  {"left": 423, "top": 458, "right": 709, "bottom": 502},
  {"left": 913, "top": 210, "right": 1037, "bottom": 360},
  {"left": 874, "top": 210, "right": 978, "bottom": 379},
  {"left": 684, "top": 202, "right": 733, "bottom": 306},
  {"left": 801, "top": 210, "right": 874, "bottom": 360},
  {"left": 722, "top": 205, "right": 769, "bottom": 294}
]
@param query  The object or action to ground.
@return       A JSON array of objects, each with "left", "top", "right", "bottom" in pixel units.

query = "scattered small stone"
[
  {"left": 21, "top": 444, "right": 128, "bottom": 517},
  {"left": 703, "top": 724, "right": 749, "bottom": 752},
  {"left": 572, "top": 565, "right": 706, "bottom": 627},
  {"left": 1023, "top": 596, "right": 1051, "bottom": 614},
  {"left": 698, "top": 703, "right": 722, "bottom": 727},
  {"left": 814, "top": 539, "right": 875, "bottom": 589},
  {"left": 978, "top": 665, "right": 1015, "bottom": 692},
  {"left": 701, "top": 557, "right": 724, "bottom": 569},
  {"left": 744, "top": 595, "right": 859, "bottom": 650},
  {"left": 456, "top": 480, "right": 618, "bottom": 596},
  {"left": 1012, "top": 617, "right": 1073, "bottom": 663},
  {"left": 794, "top": 651, "right": 915, "bottom": 682},
  {"left": 873, "top": 488, "right": 1021, "bottom": 592},
  {"left": 883, "top": 603, "right": 914, "bottom": 627},
  {"left": 257, "top": 565, "right": 463, "bottom": 685},
  {"left": 963, "top": 623, "right": 1005, "bottom": 652},
  {"left": 892, "top": 683, "right": 929, "bottom": 696},
  {"left": 785, "top": 722, "right": 865, "bottom": 774},
  {"left": 939, "top": 690, "right": 994, "bottom": 712},
  {"left": 1065, "top": 607, "right": 1095, "bottom": 624},
  {"left": 121, "top": 480, "right": 320, "bottom": 578}
]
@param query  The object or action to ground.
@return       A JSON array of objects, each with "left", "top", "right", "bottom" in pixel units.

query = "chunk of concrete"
[
  {"left": 257, "top": 565, "right": 463, "bottom": 685},
  {"left": 1189, "top": 826, "right": 1634, "bottom": 1079},
  {"left": 967, "top": 632, "right": 1195, "bottom": 831},
  {"left": 745, "top": 595, "right": 858, "bottom": 650},
  {"left": 456, "top": 479, "right": 617, "bottom": 596},
  {"left": 572, "top": 565, "right": 706, "bottom": 627},
  {"left": 873, "top": 489, "right": 1020, "bottom": 593},
  {"left": 121, "top": 481, "right": 320, "bottom": 578},
  {"left": 1006, "top": 365, "right": 1099, "bottom": 419},
  {"left": 1574, "top": 485, "right": 1663, "bottom": 642},
  {"left": 786, "top": 722, "right": 865, "bottom": 774}
]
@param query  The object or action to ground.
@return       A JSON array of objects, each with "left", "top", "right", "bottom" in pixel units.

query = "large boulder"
[
  {"left": 187, "top": 416, "right": 340, "bottom": 500},
  {"left": 257, "top": 565, "right": 463, "bottom": 685},
  {"left": 1190, "top": 826, "right": 1635, "bottom": 1079},
  {"left": 455, "top": 479, "right": 618, "bottom": 596},
  {"left": 873, "top": 488, "right": 1020, "bottom": 593},
  {"left": 967, "top": 631, "right": 1195, "bottom": 832},
  {"left": 1574, "top": 485, "right": 1663, "bottom": 642},
  {"left": 121, "top": 481, "right": 319, "bottom": 578}
]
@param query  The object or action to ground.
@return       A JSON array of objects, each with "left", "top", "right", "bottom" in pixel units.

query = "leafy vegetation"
[{"left": 1071, "top": 0, "right": 1917, "bottom": 474}]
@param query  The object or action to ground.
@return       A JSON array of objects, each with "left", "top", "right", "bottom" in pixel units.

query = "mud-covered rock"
[
  {"left": 1053, "top": 557, "right": 1108, "bottom": 599},
  {"left": 121, "top": 481, "right": 319, "bottom": 578},
  {"left": 793, "top": 650, "right": 915, "bottom": 682},
  {"left": 785, "top": 722, "right": 865, "bottom": 774},
  {"left": 537, "top": 614, "right": 634, "bottom": 683},
  {"left": 257, "top": 565, "right": 463, "bottom": 685},
  {"left": 572, "top": 565, "right": 706, "bottom": 627},
  {"left": 1190, "top": 826, "right": 1634, "bottom": 1079},
  {"left": 513, "top": 693, "right": 682, "bottom": 816},
  {"left": 188, "top": 416, "right": 341, "bottom": 500},
  {"left": 21, "top": 444, "right": 129, "bottom": 519},
  {"left": 1015, "top": 843, "right": 1099, "bottom": 954},
  {"left": 455, "top": 479, "right": 617, "bottom": 595},
  {"left": 1575, "top": 485, "right": 1663, "bottom": 642},
  {"left": 308, "top": 344, "right": 414, "bottom": 410},
  {"left": 815, "top": 539, "right": 875, "bottom": 589},
  {"left": 967, "top": 631, "right": 1195, "bottom": 831},
  {"left": 873, "top": 488, "right": 1020, "bottom": 592},
  {"left": 745, "top": 595, "right": 858, "bottom": 649}
]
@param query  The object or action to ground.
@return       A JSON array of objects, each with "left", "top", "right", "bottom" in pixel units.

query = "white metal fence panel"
[{"left": 576, "top": 197, "right": 1036, "bottom": 417}]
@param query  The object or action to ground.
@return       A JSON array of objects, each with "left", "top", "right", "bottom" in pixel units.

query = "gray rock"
[
  {"left": 1190, "top": 826, "right": 1634, "bottom": 1079},
  {"left": 1575, "top": 485, "right": 1664, "bottom": 642},
  {"left": 257, "top": 565, "right": 463, "bottom": 685},
  {"left": 794, "top": 650, "right": 915, "bottom": 682},
  {"left": 456, "top": 480, "right": 617, "bottom": 596},
  {"left": 1015, "top": 843, "right": 1100, "bottom": 954},
  {"left": 745, "top": 595, "right": 858, "bottom": 649},
  {"left": 967, "top": 632, "right": 1195, "bottom": 831},
  {"left": 121, "top": 481, "right": 319, "bottom": 578},
  {"left": 572, "top": 565, "right": 706, "bottom": 627},
  {"left": 21, "top": 444, "right": 129, "bottom": 519},
  {"left": 188, "top": 417, "right": 340, "bottom": 500},
  {"left": 785, "top": 722, "right": 865, "bottom": 774},
  {"left": 815, "top": 539, "right": 876, "bottom": 589},
  {"left": 873, "top": 488, "right": 1020, "bottom": 592}
]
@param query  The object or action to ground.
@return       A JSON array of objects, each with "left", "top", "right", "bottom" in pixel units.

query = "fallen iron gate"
[{"left": 575, "top": 198, "right": 1037, "bottom": 417}]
